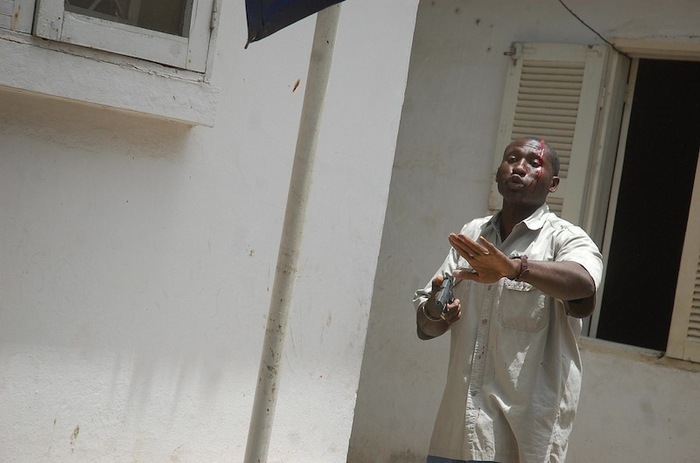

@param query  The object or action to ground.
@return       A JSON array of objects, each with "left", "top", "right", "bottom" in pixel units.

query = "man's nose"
[{"left": 512, "top": 159, "right": 528, "bottom": 175}]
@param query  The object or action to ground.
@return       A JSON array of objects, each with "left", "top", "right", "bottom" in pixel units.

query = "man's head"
[{"left": 495, "top": 137, "right": 560, "bottom": 208}]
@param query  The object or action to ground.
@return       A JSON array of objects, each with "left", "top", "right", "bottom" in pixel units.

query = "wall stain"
[{"left": 70, "top": 425, "right": 80, "bottom": 453}]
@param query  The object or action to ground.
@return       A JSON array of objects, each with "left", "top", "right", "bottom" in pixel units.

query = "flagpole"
[{"left": 244, "top": 5, "right": 341, "bottom": 463}]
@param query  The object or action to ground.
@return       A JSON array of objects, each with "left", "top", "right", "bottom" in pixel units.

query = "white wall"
[
  {"left": 0, "top": 1, "right": 418, "bottom": 461},
  {"left": 569, "top": 339, "right": 700, "bottom": 462},
  {"left": 349, "top": 0, "right": 700, "bottom": 461}
]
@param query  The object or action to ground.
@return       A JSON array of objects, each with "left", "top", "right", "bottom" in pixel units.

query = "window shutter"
[
  {"left": 488, "top": 43, "right": 610, "bottom": 225},
  {"left": 666, "top": 152, "right": 700, "bottom": 362}
]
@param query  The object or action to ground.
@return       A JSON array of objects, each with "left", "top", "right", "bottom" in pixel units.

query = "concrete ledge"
[
  {"left": 0, "top": 31, "right": 219, "bottom": 127},
  {"left": 579, "top": 336, "right": 700, "bottom": 373}
]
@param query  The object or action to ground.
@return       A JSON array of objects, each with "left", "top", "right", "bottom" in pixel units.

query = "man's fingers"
[
  {"left": 478, "top": 236, "right": 499, "bottom": 254},
  {"left": 449, "top": 234, "right": 477, "bottom": 258},
  {"left": 448, "top": 233, "right": 466, "bottom": 251},
  {"left": 442, "top": 299, "right": 461, "bottom": 325},
  {"left": 442, "top": 299, "right": 462, "bottom": 324},
  {"left": 450, "top": 233, "right": 491, "bottom": 258},
  {"left": 431, "top": 274, "right": 445, "bottom": 293}
]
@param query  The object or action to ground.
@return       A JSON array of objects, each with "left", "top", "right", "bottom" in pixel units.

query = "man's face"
[{"left": 495, "top": 138, "right": 560, "bottom": 207}]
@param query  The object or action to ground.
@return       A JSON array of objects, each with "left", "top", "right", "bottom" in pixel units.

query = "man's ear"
[{"left": 549, "top": 176, "right": 560, "bottom": 192}]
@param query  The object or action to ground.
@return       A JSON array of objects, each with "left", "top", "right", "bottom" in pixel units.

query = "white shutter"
[
  {"left": 488, "top": 43, "right": 610, "bottom": 225},
  {"left": 0, "top": 0, "right": 34, "bottom": 32},
  {"left": 666, "top": 151, "right": 700, "bottom": 362}
]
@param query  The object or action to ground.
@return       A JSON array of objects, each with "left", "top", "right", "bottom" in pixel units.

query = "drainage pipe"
[{"left": 244, "top": 5, "right": 341, "bottom": 462}]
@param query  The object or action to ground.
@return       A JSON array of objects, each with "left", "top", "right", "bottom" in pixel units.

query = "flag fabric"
[{"left": 245, "top": 0, "right": 345, "bottom": 46}]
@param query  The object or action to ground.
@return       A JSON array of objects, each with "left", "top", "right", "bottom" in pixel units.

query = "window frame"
[
  {"left": 33, "top": 0, "right": 215, "bottom": 72},
  {"left": 587, "top": 54, "right": 700, "bottom": 362}
]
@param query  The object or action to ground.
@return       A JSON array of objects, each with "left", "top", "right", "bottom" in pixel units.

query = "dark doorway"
[{"left": 596, "top": 59, "right": 700, "bottom": 351}]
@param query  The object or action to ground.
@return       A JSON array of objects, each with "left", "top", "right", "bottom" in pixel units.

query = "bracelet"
[
  {"left": 421, "top": 303, "right": 443, "bottom": 322},
  {"left": 510, "top": 254, "right": 529, "bottom": 281}
]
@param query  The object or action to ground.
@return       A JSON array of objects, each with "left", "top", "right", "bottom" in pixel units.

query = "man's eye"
[{"left": 531, "top": 160, "right": 541, "bottom": 167}]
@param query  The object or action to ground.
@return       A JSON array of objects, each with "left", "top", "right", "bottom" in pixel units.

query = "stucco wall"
[
  {"left": 569, "top": 339, "right": 700, "bottom": 462},
  {"left": 0, "top": 1, "right": 418, "bottom": 461},
  {"left": 349, "top": 0, "right": 700, "bottom": 462}
]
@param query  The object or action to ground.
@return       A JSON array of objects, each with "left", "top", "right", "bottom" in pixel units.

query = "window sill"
[
  {"left": 580, "top": 337, "right": 700, "bottom": 373},
  {"left": 0, "top": 31, "right": 218, "bottom": 127}
]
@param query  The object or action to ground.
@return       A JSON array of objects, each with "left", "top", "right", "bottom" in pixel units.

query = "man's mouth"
[{"left": 506, "top": 176, "right": 525, "bottom": 187}]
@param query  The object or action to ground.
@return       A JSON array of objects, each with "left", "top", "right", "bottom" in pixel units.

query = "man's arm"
[
  {"left": 515, "top": 260, "right": 596, "bottom": 318},
  {"left": 449, "top": 234, "right": 597, "bottom": 318}
]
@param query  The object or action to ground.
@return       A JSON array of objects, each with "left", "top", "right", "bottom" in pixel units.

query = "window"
[
  {"left": 592, "top": 59, "right": 700, "bottom": 356},
  {"left": 33, "top": 0, "right": 216, "bottom": 71},
  {"left": 493, "top": 43, "right": 700, "bottom": 363},
  {"left": 0, "top": 0, "right": 219, "bottom": 125}
]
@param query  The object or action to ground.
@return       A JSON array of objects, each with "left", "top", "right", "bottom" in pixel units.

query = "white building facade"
[{"left": 1, "top": 1, "right": 699, "bottom": 462}]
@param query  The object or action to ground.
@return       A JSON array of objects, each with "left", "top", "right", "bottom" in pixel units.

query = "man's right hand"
[{"left": 417, "top": 275, "right": 462, "bottom": 340}]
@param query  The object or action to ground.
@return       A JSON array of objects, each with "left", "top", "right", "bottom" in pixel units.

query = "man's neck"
[{"left": 499, "top": 202, "right": 542, "bottom": 239}]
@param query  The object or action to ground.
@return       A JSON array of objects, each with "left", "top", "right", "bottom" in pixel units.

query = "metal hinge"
[{"left": 503, "top": 43, "right": 523, "bottom": 64}]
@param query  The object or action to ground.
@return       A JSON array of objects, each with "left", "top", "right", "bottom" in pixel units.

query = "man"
[{"left": 414, "top": 137, "right": 603, "bottom": 463}]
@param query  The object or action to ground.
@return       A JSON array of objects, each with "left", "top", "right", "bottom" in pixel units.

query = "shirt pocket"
[{"left": 498, "top": 280, "right": 549, "bottom": 332}]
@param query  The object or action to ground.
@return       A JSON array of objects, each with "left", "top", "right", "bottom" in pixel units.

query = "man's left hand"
[{"left": 448, "top": 234, "right": 518, "bottom": 284}]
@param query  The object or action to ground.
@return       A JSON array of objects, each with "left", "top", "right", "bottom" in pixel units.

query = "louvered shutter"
[
  {"left": 488, "top": 43, "right": 609, "bottom": 225},
  {"left": 666, "top": 152, "right": 700, "bottom": 362}
]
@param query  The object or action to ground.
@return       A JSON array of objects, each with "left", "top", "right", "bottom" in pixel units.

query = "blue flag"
[{"left": 246, "top": 0, "right": 345, "bottom": 46}]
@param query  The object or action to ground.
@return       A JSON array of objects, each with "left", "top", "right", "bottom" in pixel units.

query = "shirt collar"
[
  {"left": 521, "top": 203, "right": 551, "bottom": 230},
  {"left": 487, "top": 203, "right": 551, "bottom": 234}
]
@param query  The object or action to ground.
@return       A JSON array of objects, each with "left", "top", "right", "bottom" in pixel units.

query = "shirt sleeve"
[{"left": 553, "top": 225, "right": 604, "bottom": 290}]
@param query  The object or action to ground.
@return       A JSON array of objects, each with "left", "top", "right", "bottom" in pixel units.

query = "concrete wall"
[
  {"left": 349, "top": 0, "right": 700, "bottom": 462},
  {"left": 0, "top": 1, "right": 418, "bottom": 461}
]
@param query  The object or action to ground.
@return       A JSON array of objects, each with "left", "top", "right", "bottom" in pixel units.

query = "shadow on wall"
[
  {"left": 0, "top": 87, "right": 237, "bottom": 433},
  {"left": 0, "top": 87, "right": 191, "bottom": 158}
]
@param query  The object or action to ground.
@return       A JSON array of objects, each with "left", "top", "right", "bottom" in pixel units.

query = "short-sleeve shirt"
[{"left": 414, "top": 204, "right": 603, "bottom": 463}]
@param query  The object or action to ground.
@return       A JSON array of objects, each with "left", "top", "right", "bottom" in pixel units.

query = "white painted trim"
[
  {"left": 34, "top": 0, "right": 214, "bottom": 72},
  {"left": 614, "top": 38, "right": 700, "bottom": 61},
  {"left": 60, "top": 11, "right": 190, "bottom": 69},
  {"left": 0, "top": 33, "right": 218, "bottom": 126},
  {"left": 587, "top": 59, "right": 639, "bottom": 337}
]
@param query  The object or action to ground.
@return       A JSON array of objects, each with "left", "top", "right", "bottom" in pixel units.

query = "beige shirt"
[{"left": 414, "top": 205, "right": 603, "bottom": 463}]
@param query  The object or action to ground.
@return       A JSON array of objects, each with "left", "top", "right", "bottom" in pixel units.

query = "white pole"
[{"left": 244, "top": 5, "right": 341, "bottom": 463}]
